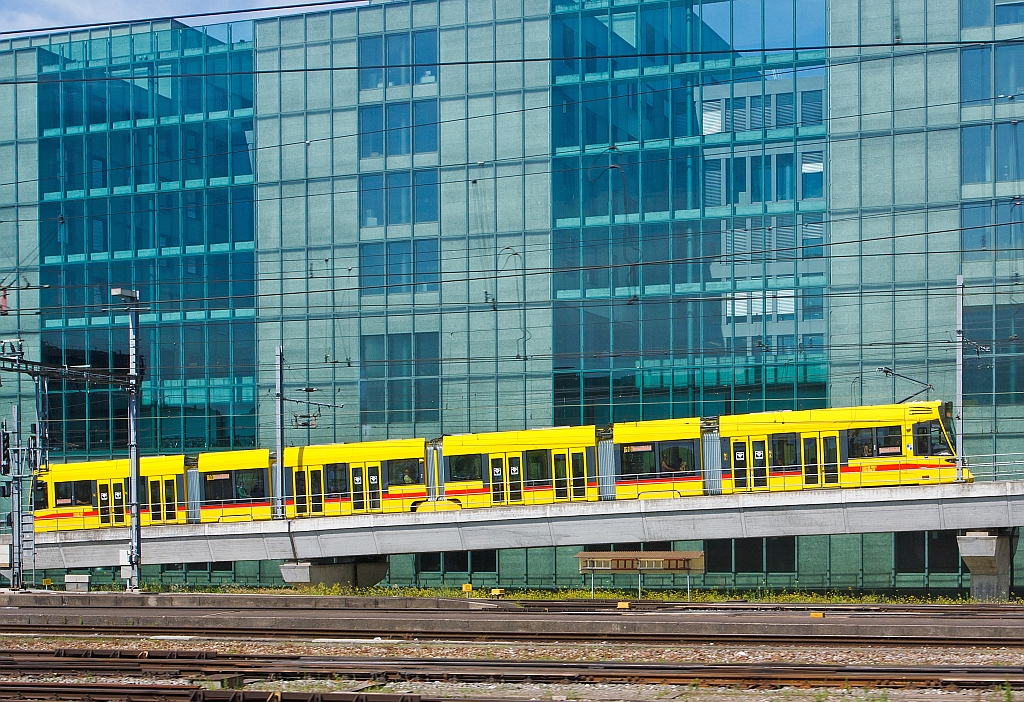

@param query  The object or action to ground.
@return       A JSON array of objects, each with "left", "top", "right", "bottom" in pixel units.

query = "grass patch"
[{"left": 103, "top": 582, "right": 996, "bottom": 605}]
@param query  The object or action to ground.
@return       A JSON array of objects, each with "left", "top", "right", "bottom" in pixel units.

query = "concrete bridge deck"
[{"left": 4, "top": 479, "right": 1023, "bottom": 570}]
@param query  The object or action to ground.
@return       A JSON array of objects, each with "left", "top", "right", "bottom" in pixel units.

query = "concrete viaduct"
[{"left": 4, "top": 479, "right": 1024, "bottom": 598}]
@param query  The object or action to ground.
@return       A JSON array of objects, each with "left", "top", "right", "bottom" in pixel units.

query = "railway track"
[
  {"left": 3, "top": 596, "right": 1024, "bottom": 645},
  {"left": 512, "top": 600, "right": 1024, "bottom": 616},
  {"left": 7, "top": 592, "right": 1024, "bottom": 616},
  {"left": 3, "top": 649, "right": 1024, "bottom": 689},
  {"left": 0, "top": 685, "right": 520, "bottom": 702},
  {"left": 2, "top": 622, "right": 1021, "bottom": 646}
]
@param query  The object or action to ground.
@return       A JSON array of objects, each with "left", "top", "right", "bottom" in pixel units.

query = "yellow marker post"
[{"left": 462, "top": 583, "right": 472, "bottom": 598}]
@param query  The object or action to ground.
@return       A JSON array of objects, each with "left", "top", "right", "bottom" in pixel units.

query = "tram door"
[
  {"left": 147, "top": 476, "right": 178, "bottom": 524},
  {"left": 489, "top": 453, "right": 524, "bottom": 505},
  {"left": 97, "top": 480, "right": 126, "bottom": 526},
  {"left": 799, "top": 433, "right": 840, "bottom": 488},
  {"left": 552, "top": 450, "right": 587, "bottom": 501},
  {"left": 293, "top": 467, "right": 325, "bottom": 517},
  {"left": 802, "top": 433, "right": 820, "bottom": 486},
  {"left": 733, "top": 438, "right": 769, "bottom": 491},
  {"left": 349, "top": 463, "right": 382, "bottom": 513},
  {"left": 732, "top": 440, "right": 749, "bottom": 491},
  {"left": 821, "top": 433, "right": 840, "bottom": 486},
  {"left": 750, "top": 437, "right": 769, "bottom": 489}
]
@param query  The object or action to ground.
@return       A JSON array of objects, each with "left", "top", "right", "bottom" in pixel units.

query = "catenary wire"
[{"left": 11, "top": 214, "right": 1024, "bottom": 315}]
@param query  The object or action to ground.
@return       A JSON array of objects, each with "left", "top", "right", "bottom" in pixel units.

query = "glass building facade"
[{"left": 0, "top": 0, "right": 1022, "bottom": 587}]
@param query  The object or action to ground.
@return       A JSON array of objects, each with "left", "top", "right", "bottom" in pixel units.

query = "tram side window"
[
  {"left": 33, "top": 481, "right": 48, "bottom": 510},
  {"left": 848, "top": 428, "right": 875, "bottom": 458},
  {"left": 524, "top": 449, "right": 551, "bottom": 487},
  {"left": 914, "top": 421, "right": 953, "bottom": 456},
  {"left": 659, "top": 440, "right": 699, "bottom": 478},
  {"left": 204, "top": 473, "right": 233, "bottom": 504},
  {"left": 768, "top": 435, "right": 801, "bottom": 470},
  {"left": 448, "top": 454, "right": 483, "bottom": 481},
  {"left": 875, "top": 426, "right": 903, "bottom": 456},
  {"left": 847, "top": 426, "right": 904, "bottom": 458},
  {"left": 388, "top": 458, "right": 424, "bottom": 485},
  {"left": 325, "top": 463, "right": 350, "bottom": 498},
  {"left": 54, "top": 480, "right": 96, "bottom": 507},
  {"left": 235, "top": 468, "right": 267, "bottom": 500},
  {"left": 619, "top": 444, "right": 657, "bottom": 477}
]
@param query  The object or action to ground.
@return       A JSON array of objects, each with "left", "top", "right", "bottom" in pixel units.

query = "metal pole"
[
  {"left": 112, "top": 288, "right": 141, "bottom": 591},
  {"left": 591, "top": 570, "right": 595, "bottom": 600},
  {"left": 956, "top": 274, "right": 965, "bottom": 482},
  {"left": 9, "top": 411, "right": 21, "bottom": 590},
  {"left": 687, "top": 572, "right": 691, "bottom": 602},
  {"left": 638, "top": 570, "right": 642, "bottom": 600},
  {"left": 273, "top": 346, "right": 285, "bottom": 519},
  {"left": 33, "top": 376, "right": 48, "bottom": 588},
  {"left": 127, "top": 297, "right": 141, "bottom": 591}
]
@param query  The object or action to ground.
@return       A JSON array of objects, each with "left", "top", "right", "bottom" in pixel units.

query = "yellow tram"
[
  {"left": 33, "top": 455, "right": 186, "bottom": 532},
  {"left": 283, "top": 438, "right": 429, "bottom": 517},
  {"left": 440, "top": 425, "right": 599, "bottom": 508},
  {"left": 720, "top": 403, "right": 961, "bottom": 491},
  {"left": 30, "top": 401, "right": 968, "bottom": 532}
]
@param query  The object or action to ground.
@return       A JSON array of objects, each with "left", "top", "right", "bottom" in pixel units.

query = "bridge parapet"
[{"left": 3, "top": 479, "right": 1024, "bottom": 575}]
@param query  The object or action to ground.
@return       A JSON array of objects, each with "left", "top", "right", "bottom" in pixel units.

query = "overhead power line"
[{"left": 9, "top": 214, "right": 1024, "bottom": 314}]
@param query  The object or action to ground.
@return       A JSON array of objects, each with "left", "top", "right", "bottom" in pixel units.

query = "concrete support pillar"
[
  {"left": 958, "top": 531, "right": 1018, "bottom": 601},
  {"left": 279, "top": 558, "right": 389, "bottom": 588}
]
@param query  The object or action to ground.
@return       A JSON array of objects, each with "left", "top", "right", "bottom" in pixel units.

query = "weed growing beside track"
[{"left": 91, "top": 583, "right": 997, "bottom": 605}]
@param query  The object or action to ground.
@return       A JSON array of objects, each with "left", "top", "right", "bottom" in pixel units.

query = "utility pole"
[
  {"left": 956, "top": 274, "right": 965, "bottom": 483},
  {"left": 9, "top": 407, "right": 21, "bottom": 590},
  {"left": 1, "top": 415, "right": 20, "bottom": 590},
  {"left": 111, "top": 288, "right": 141, "bottom": 590},
  {"left": 274, "top": 346, "right": 284, "bottom": 519}
]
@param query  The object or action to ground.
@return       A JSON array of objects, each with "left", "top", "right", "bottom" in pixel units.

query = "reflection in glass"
[
  {"left": 413, "top": 100, "right": 438, "bottom": 153},
  {"left": 388, "top": 241, "right": 413, "bottom": 293},
  {"left": 414, "top": 239, "right": 439, "bottom": 292},
  {"left": 733, "top": 0, "right": 763, "bottom": 53},
  {"left": 961, "top": 125, "right": 992, "bottom": 184},
  {"left": 360, "top": 174, "right": 385, "bottom": 226},
  {"left": 996, "top": 44, "right": 1024, "bottom": 99},
  {"left": 387, "top": 172, "right": 412, "bottom": 225},
  {"left": 387, "top": 103, "right": 412, "bottom": 156},
  {"left": 413, "top": 30, "right": 438, "bottom": 83},
  {"left": 360, "top": 243, "right": 386, "bottom": 294},
  {"left": 414, "top": 170, "right": 439, "bottom": 223},
  {"left": 387, "top": 33, "right": 411, "bottom": 87},
  {"left": 360, "top": 105, "right": 384, "bottom": 158},
  {"left": 764, "top": 0, "right": 793, "bottom": 49},
  {"left": 962, "top": 0, "right": 991, "bottom": 26},
  {"left": 962, "top": 48, "right": 992, "bottom": 105},
  {"left": 359, "top": 36, "right": 383, "bottom": 89}
]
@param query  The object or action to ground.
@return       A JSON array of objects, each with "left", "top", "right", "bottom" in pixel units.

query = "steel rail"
[
  {"left": 511, "top": 600, "right": 1024, "bottom": 616},
  {"left": 0, "top": 684, "right": 528, "bottom": 702},
  {"left": 4, "top": 650, "right": 1024, "bottom": 688},
  {"left": 0, "top": 622, "right": 1022, "bottom": 646}
]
